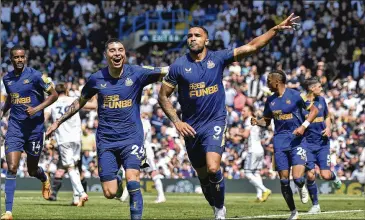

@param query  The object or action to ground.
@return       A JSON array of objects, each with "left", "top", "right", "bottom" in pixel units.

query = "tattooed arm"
[
  {"left": 158, "top": 83, "right": 196, "bottom": 138},
  {"left": 45, "top": 96, "right": 90, "bottom": 138}
]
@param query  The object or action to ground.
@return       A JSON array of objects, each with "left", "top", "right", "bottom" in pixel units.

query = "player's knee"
[
  {"left": 28, "top": 169, "right": 37, "bottom": 177},
  {"left": 306, "top": 170, "right": 316, "bottom": 181},
  {"left": 245, "top": 170, "right": 254, "bottom": 179},
  {"left": 207, "top": 166, "right": 220, "bottom": 174},
  {"left": 320, "top": 170, "right": 332, "bottom": 180},
  {"left": 103, "top": 188, "right": 116, "bottom": 199},
  {"left": 7, "top": 164, "right": 18, "bottom": 174}
]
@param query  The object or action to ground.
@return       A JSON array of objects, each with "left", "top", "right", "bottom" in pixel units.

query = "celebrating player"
[
  {"left": 158, "top": 13, "right": 300, "bottom": 219},
  {"left": 44, "top": 83, "right": 96, "bottom": 206},
  {"left": 241, "top": 106, "right": 272, "bottom": 202},
  {"left": 251, "top": 70, "right": 319, "bottom": 220},
  {"left": 46, "top": 38, "right": 168, "bottom": 220},
  {"left": 0, "top": 45, "right": 58, "bottom": 220},
  {"left": 302, "top": 77, "right": 342, "bottom": 214}
]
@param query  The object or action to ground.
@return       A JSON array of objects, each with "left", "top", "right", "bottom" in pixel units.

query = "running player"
[
  {"left": 251, "top": 70, "right": 319, "bottom": 220},
  {"left": 46, "top": 38, "right": 168, "bottom": 219},
  {"left": 302, "top": 77, "right": 342, "bottom": 214},
  {"left": 158, "top": 14, "right": 300, "bottom": 219},
  {"left": 241, "top": 106, "right": 271, "bottom": 202},
  {"left": 0, "top": 45, "right": 58, "bottom": 220}
]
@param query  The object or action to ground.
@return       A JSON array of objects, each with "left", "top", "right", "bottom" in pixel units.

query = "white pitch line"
[{"left": 228, "top": 210, "right": 365, "bottom": 219}]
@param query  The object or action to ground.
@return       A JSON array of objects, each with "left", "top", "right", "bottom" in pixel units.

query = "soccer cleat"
[
  {"left": 287, "top": 210, "right": 299, "bottom": 220},
  {"left": 214, "top": 206, "right": 226, "bottom": 220},
  {"left": 42, "top": 173, "right": 52, "bottom": 200},
  {"left": 77, "top": 193, "right": 89, "bottom": 207},
  {"left": 154, "top": 196, "right": 166, "bottom": 203},
  {"left": 262, "top": 189, "right": 272, "bottom": 202},
  {"left": 308, "top": 204, "right": 321, "bottom": 214},
  {"left": 298, "top": 185, "right": 309, "bottom": 204},
  {"left": 333, "top": 179, "right": 342, "bottom": 189},
  {"left": 47, "top": 195, "right": 57, "bottom": 201},
  {"left": 1, "top": 212, "right": 13, "bottom": 220},
  {"left": 115, "top": 170, "right": 124, "bottom": 199}
]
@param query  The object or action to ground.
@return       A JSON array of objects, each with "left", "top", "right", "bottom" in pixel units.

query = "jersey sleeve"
[
  {"left": 137, "top": 65, "right": 169, "bottom": 86},
  {"left": 299, "top": 93, "right": 313, "bottom": 110},
  {"left": 263, "top": 99, "right": 273, "bottom": 119},
  {"left": 214, "top": 49, "right": 235, "bottom": 67},
  {"left": 80, "top": 75, "right": 98, "bottom": 100},
  {"left": 35, "top": 71, "right": 53, "bottom": 92},
  {"left": 162, "top": 62, "right": 179, "bottom": 88}
]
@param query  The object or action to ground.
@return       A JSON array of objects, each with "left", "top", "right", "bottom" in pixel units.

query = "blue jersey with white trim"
[{"left": 162, "top": 49, "right": 234, "bottom": 130}]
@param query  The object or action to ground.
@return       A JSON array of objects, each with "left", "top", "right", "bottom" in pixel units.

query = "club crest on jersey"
[
  {"left": 271, "top": 102, "right": 275, "bottom": 106},
  {"left": 125, "top": 78, "right": 133, "bottom": 86},
  {"left": 207, "top": 60, "right": 215, "bottom": 69},
  {"left": 100, "top": 83, "right": 107, "bottom": 88},
  {"left": 7, "top": 81, "right": 13, "bottom": 86},
  {"left": 318, "top": 104, "right": 323, "bottom": 109},
  {"left": 23, "top": 79, "right": 30, "bottom": 84},
  {"left": 286, "top": 99, "right": 291, "bottom": 104},
  {"left": 185, "top": 68, "right": 191, "bottom": 73}
]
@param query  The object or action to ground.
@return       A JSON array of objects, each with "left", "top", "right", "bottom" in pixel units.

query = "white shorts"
[
  {"left": 57, "top": 142, "right": 81, "bottom": 167},
  {"left": 144, "top": 144, "right": 157, "bottom": 172},
  {"left": 244, "top": 152, "right": 264, "bottom": 171}
]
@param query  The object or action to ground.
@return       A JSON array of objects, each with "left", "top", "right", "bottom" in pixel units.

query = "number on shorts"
[
  {"left": 296, "top": 147, "right": 307, "bottom": 159},
  {"left": 327, "top": 155, "right": 331, "bottom": 166},
  {"left": 213, "top": 126, "right": 222, "bottom": 140},
  {"left": 32, "top": 141, "right": 41, "bottom": 153},
  {"left": 131, "top": 145, "right": 145, "bottom": 158}
]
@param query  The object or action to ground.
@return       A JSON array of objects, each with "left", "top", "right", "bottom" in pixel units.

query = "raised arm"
[{"left": 234, "top": 13, "right": 299, "bottom": 61}]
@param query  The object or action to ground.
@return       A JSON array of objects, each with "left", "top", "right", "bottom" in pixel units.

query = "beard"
[{"left": 189, "top": 44, "right": 205, "bottom": 54}]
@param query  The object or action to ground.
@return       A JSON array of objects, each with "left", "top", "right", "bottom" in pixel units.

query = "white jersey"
[
  {"left": 45, "top": 96, "right": 82, "bottom": 144},
  {"left": 244, "top": 116, "right": 264, "bottom": 153}
]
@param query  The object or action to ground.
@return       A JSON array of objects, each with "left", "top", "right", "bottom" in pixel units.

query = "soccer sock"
[
  {"left": 280, "top": 179, "right": 296, "bottom": 211},
  {"left": 329, "top": 171, "right": 339, "bottom": 181},
  {"left": 127, "top": 181, "right": 143, "bottom": 220},
  {"left": 5, "top": 173, "right": 16, "bottom": 212},
  {"left": 293, "top": 176, "right": 305, "bottom": 189},
  {"left": 247, "top": 172, "right": 268, "bottom": 193},
  {"left": 34, "top": 166, "right": 47, "bottom": 182},
  {"left": 51, "top": 177, "right": 63, "bottom": 197},
  {"left": 71, "top": 180, "right": 80, "bottom": 203},
  {"left": 209, "top": 170, "right": 225, "bottom": 209},
  {"left": 69, "top": 168, "right": 85, "bottom": 195},
  {"left": 306, "top": 179, "right": 319, "bottom": 205},
  {"left": 153, "top": 175, "right": 165, "bottom": 199},
  {"left": 198, "top": 176, "right": 214, "bottom": 206}
]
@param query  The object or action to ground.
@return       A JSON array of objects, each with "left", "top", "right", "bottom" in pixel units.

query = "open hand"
[
  {"left": 275, "top": 13, "right": 300, "bottom": 31},
  {"left": 45, "top": 122, "right": 59, "bottom": 139},
  {"left": 174, "top": 121, "right": 196, "bottom": 138}
]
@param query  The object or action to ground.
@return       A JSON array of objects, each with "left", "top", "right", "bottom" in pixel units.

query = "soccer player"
[
  {"left": 46, "top": 38, "right": 168, "bottom": 219},
  {"left": 44, "top": 83, "right": 96, "bottom": 206},
  {"left": 241, "top": 106, "right": 271, "bottom": 202},
  {"left": 302, "top": 77, "right": 342, "bottom": 214},
  {"left": 119, "top": 112, "right": 166, "bottom": 203},
  {"left": 0, "top": 45, "right": 58, "bottom": 220},
  {"left": 158, "top": 14, "right": 299, "bottom": 219},
  {"left": 251, "top": 70, "right": 319, "bottom": 220}
]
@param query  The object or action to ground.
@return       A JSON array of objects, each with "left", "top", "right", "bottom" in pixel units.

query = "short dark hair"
[
  {"left": 10, "top": 45, "right": 26, "bottom": 57},
  {"left": 55, "top": 83, "right": 67, "bottom": 94},
  {"left": 270, "top": 69, "right": 287, "bottom": 83},
  {"left": 304, "top": 76, "right": 320, "bottom": 91},
  {"left": 189, "top": 25, "right": 209, "bottom": 38},
  {"left": 104, "top": 38, "right": 124, "bottom": 51}
]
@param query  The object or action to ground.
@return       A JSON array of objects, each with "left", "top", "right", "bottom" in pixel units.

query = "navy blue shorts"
[
  {"left": 5, "top": 132, "right": 44, "bottom": 157},
  {"left": 185, "top": 122, "right": 226, "bottom": 168},
  {"left": 97, "top": 144, "right": 146, "bottom": 182},
  {"left": 306, "top": 144, "right": 331, "bottom": 170}
]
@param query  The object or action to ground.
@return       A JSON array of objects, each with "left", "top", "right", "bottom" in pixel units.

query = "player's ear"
[{"left": 205, "top": 39, "right": 209, "bottom": 46}]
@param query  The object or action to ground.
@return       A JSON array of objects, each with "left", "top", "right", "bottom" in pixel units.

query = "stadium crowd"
[{"left": 1, "top": 0, "right": 365, "bottom": 183}]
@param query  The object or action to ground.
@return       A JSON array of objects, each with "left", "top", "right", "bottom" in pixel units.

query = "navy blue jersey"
[
  {"left": 263, "top": 88, "right": 312, "bottom": 135},
  {"left": 162, "top": 49, "right": 234, "bottom": 130},
  {"left": 81, "top": 65, "right": 163, "bottom": 148},
  {"left": 303, "top": 96, "right": 329, "bottom": 147},
  {"left": 2, "top": 67, "right": 52, "bottom": 134}
]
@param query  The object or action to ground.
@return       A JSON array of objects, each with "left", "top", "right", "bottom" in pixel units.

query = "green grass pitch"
[{"left": 1, "top": 191, "right": 364, "bottom": 219}]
